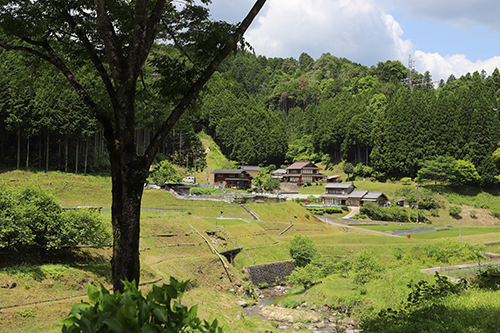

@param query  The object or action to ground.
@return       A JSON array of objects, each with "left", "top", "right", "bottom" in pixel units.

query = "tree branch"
[
  {"left": 53, "top": 1, "right": 118, "bottom": 112},
  {"left": 144, "top": 0, "right": 267, "bottom": 166}
]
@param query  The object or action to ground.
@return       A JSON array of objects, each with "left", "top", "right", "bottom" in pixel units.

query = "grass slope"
[{"left": 1, "top": 170, "right": 500, "bottom": 332}]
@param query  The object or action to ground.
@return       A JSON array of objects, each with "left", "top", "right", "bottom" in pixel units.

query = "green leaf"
[{"left": 87, "top": 284, "right": 101, "bottom": 303}]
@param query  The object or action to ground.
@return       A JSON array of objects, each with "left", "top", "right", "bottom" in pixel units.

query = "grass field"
[{"left": 1, "top": 170, "right": 500, "bottom": 332}]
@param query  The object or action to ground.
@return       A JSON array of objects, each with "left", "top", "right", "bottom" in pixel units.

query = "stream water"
[{"left": 243, "top": 287, "right": 359, "bottom": 333}]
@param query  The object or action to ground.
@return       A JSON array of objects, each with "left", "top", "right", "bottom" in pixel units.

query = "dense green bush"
[
  {"left": 190, "top": 188, "right": 212, "bottom": 196},
  {"left": 289, "top": 234, "right": 319, "bottom": 267},
  {"left": 470, "top": 265, "right": 500, "bottom": 290},
  {"left": 287, "top": 264, "right": 323, "bottom": 290},
  {"left": 394, "top": 239, "right": 484, "bottom": 265},
  {"left": 352, "top": 250, "right": 385, "bottom": 285},
  {"left": 360, "top": 273, "right": 469, "bottom": 333},
  {"left": 449, "top": 205, "right": 462, "bottom": 219},
  {"left": 0, "top": 186, "right": 109, "bottom": 250},
  {"left": 62, "top": 278, "right": 224, "bottom": 333},
  {"left": 148, "top": 160, "right": 182, "bottom": 185},
  {"left": 305, "top": 207, "right": 343, "bottom": 215}
]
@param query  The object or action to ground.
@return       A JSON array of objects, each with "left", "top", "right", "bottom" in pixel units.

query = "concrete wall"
[{"left": 244, "top": 260, "right": 295, "bottom": 286}]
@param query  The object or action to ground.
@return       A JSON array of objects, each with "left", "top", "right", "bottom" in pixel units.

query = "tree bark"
[
  {"left": 25, "top": 137, "right": 29, "bottom": 169},
  {"left": 46, "top": 130, "right": 50, "bottom": 172},
  {"left": 16, "top": 127, "right": 20, "bottom": 170},
  {"left": 84, "top": 136, "right": 89, "bottom": 174},
  {"left": 75, "top": 137, "right": 79, "bottom": 174}
]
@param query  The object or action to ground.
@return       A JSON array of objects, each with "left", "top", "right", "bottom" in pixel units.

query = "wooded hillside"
[{"left": 2, "top": 49, "right": 500, "bottom": 185}]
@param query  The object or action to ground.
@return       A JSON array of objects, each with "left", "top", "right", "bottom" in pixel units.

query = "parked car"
[{"left": 182, "top": 176, "right": 195, "bottom": 183}]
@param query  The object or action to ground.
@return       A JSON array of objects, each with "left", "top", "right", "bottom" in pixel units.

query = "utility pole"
[{"left": 459, "top": 220, "right": 462, "bottom": 242}]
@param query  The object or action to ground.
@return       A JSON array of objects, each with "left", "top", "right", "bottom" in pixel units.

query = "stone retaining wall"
[
  {"left": 244, "top": 260, "right": 295, "bottom": 285},
  {"left": 233, "top": 196, "right": 286, "bottom": 204}
]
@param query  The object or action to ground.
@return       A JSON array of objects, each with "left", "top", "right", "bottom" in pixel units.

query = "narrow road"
[
  {"left": 322, "top": 216, "right": 405, "bottom": 238},
  {"left": 421, "top": 261, "right": 500, "bottom": 282},
  {"left": 342, "top": 206, "right": 359, "bottom": 219}
]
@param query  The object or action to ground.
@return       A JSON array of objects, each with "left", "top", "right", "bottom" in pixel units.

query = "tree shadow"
[{"left": 0, "top": 247, "right": 111, "bottom": 282}]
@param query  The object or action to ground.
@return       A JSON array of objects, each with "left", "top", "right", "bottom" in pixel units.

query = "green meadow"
[{"left": 1, "top": 170, "right": 500, "bottom": 332}]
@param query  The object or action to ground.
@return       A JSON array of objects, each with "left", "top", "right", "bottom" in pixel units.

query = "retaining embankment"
[{"left": 244, "top": 260, "right": 295, "bottom": 285}]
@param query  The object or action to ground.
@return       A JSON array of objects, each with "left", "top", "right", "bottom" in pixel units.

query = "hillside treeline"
[{"left": 2, "top": 47, "right": 500, "bottom": 185}]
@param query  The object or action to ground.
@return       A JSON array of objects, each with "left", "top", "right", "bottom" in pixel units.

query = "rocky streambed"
[{"left": 241, "top": 286, "right": 360, "bottom": 333}]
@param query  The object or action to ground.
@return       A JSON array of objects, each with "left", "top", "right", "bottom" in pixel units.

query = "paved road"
[
  {"left": 342, "top": 206, "right": 360, "bottom": 219},
  {"left": 421, "top": 261, "right": 500, "bottom": 282},
  {"left": 322, "top": 216, "right": 405, "bottom": 238}
]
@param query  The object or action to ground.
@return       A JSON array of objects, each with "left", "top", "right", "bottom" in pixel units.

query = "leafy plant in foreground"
[{"left": 62, "top": 278, "right": 224, "bottom": 333}]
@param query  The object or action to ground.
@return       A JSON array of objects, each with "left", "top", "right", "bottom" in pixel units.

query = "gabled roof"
[
  {"left": 362, "top": 192, "right": 388, "bottom": 201},
  {"left": 286, "top": 161, "right": 321, "bottom": 170},
  {"left": 272, "top": 168, "right": 286, "bottom": 175},
  {"left": 211, "top": 169, "right": 253, "bottom": 179},
  {"left": 348, "top": 190, "right": 369, "bottom": 199},
  {"left": 240, "top": 165, "right": 260, "bottom": 171},
  {"left": 212, "top": 169, "right": 243, "bottom": 174},
  {"left": 324, "top": 183, "right": 356, "bottom": 189}
]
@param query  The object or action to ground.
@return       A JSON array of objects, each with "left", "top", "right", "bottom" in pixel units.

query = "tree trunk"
[
  {"left": 16, "top": 127, "right": 20, "bottom": 170},
  {"left": 65, "top": 135, "right": 69, "bottom": 173},
  {"left": 46, "top": 130, "right": 50, "bottom": 172},
  {"left": 75, "top": 137, "right": 79, "bottom": 174},
  {"left": 84, "top": 136, "right": 89, "bottom": 174},
  {"left": 106, "top": 99, "right": 149, "bottom": 292},
  {"left": 26, "top": 137, "right": 29, "bottom": 169}
]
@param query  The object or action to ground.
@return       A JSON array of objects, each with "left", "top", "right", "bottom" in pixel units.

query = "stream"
[{"left": 243, "top": 287, "right": 359, "bottom": 333}]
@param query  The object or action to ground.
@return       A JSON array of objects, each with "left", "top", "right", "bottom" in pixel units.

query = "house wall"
[{"left": 213, "top": 173, "right": 253, "bottom": 187}]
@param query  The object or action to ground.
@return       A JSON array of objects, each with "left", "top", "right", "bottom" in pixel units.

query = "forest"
[{"left": 2, "top": 47, "right": 500, "bottom": 185}]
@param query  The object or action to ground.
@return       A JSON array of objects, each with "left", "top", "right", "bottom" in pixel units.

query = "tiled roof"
[
  {"left": 286, "top": 161, "right": 321, "bottom": 170},
  {"left": 241, "top": 165, "right": 260, "bottom": 171},
  {"left": 362, "top": 192, "right": 387, "bottom": 201},
  {"left": 324, "top": 183, "right": 355, "bottom": 189}
]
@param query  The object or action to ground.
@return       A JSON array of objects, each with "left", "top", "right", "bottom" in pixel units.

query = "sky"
[{"left": 205, "top": 0, "right": 500, "bottom": 83}]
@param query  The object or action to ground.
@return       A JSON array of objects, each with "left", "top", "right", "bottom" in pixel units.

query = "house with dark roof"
[
  {"left": 361, "top": 192, "right": 388, "bottom": 206},
  {"left": 212, "top": 169, "right": 253, "bottom": 189},
  {"left": 240, "top": 165, "right": 260, "bottom": 179},
  {"left": 320, "top": 183, "right": 388, "bottom": 207},
  {"left": 283, "top": 161, "right": 326, "bottom": 184}
]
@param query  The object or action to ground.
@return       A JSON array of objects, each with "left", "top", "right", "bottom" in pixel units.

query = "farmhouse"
[
  {"left": 240, "top": 165, "right": 260, "bottom": 179},
  {"left": 282, "top": 161, "right": 326, "bottom": 183},
  {"left": 320, "top": 183, "right": 388, "bottom": 207},
  {"left": 212, "top": 169, "right": 253, "bottom": 189}
]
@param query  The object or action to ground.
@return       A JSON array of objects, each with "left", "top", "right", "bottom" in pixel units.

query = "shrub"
[
  {"left": 289, "top": 234, "right": 319, "bottom": 267},
  {"left": 0, "top": 187, "right": 110, "bottom": 250},
  {"left": 287, "top": 264, "right": 323, "bottom": 290},
  {"left": 190, "top": 188, "right": 211, "bottom": 196},
  {"left": 400, "top": 177, "right": 412, "bottom": 184},
  {"left": 148, "top": 160, "right": 182, "bottom": 185},
  {"left": 352, "top": 250, "right": 385, "bottom": 285},
  {"left": 470, "top": 209, "right": 477, "bottom": 218},
  {"left": 62, "top": 278, "right": 224, "bottom": 333},
  {"left": 449, "top": 205, "right": 462, "bottom": 219},
  {"left": 471, "top": 265, "right": 500, "bottom": 290}
]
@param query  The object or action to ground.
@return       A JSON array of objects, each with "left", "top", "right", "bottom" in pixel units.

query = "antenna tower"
[{"left": 407, "top": 54, "right": 415, "bottom": 90}]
